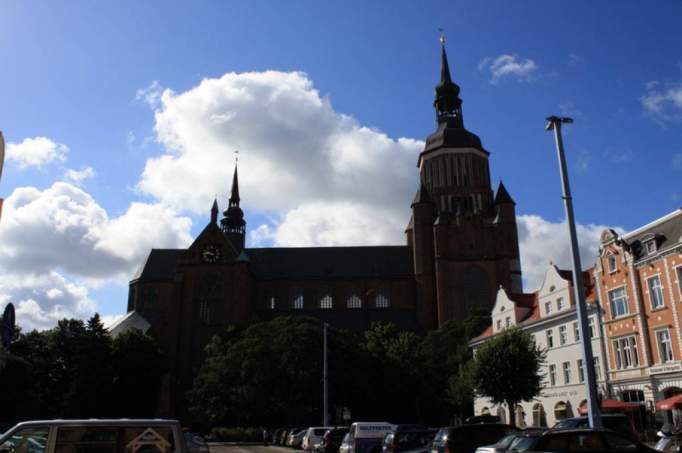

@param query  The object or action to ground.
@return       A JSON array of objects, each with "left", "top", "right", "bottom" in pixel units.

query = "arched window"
[
  {"left": 375, "top": 290, "right": 390, "bottom": 308},
  {"left": 347, "top": 294, "right": 362, "bottom": 309},
  {"left": 481, "top": 407, "right": 490, "bottom": 415},
  {"left": 554, "top": 401, "right": 568, "bottom": 421},
  {"left": 515, "top": 405, "right": 526, "bottom": 428},
  {"left": 462, "top": 266, "right": 492, "bottom": 312},
  {"left": 268, "top": 296, "right": 276, "bottom": 310},
  {"left": 319, "top": 294, "right": 333, "bottom": 309},
  {"left": 292, "top": 292, "right": 304, "bottom": 309},
  {"left": 496, "top": 406, "right": 506, "bottom": 424},
  {"left": 532, "top": 403, "right": 547, "bottom": 427}
]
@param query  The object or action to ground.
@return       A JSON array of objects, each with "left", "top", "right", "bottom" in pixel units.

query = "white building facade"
[{"left": 470, "top": 265, "right": 610, "bottom": 427}]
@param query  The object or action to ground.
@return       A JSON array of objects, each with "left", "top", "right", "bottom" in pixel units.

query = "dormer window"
[
  {"left": 645, "top": 240, "right": 656, "bottom": 255},
  {"left": 607, "top": 253, "right": 617, "bottom": 273}
]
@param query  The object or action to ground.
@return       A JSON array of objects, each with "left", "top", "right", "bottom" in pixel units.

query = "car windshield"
[
  {"left": 508, "top": 436, "right": 539, "bottom": 452},
  {"left": 495, "top": 434, "right": 519, "bottom": 448}
]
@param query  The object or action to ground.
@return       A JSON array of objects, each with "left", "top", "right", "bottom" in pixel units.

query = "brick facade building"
[
  {"left": 595, "top": 208, "right": 682, "bottom": 421},
  {"left": 124, "top": 44, "right": 523, "bottom": 417}
]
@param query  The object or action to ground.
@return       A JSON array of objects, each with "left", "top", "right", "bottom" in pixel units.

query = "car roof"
[
  {"left": 11, "top": 419, "right": 180, "bottom": 429},
  {"left": 543, "top": 427, "right": 625, "bottom": 435}
]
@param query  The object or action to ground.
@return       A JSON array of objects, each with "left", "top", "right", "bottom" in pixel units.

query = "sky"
[{"left": 1, "top": 1, "right": 681, "bottom": 330}]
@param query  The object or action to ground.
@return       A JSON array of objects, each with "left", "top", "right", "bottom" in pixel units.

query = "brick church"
[{"left": 124, "top": 43, "right": 523, "bottom": 416}]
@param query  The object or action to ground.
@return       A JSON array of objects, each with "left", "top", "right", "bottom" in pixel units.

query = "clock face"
[{"left": 201, "top": 245, "right": 221, "bottom": 263}]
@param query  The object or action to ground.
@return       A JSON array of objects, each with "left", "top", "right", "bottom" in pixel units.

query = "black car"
[
  {"left": 515, "top": 428, "right": 657, "bottom": 453},
  {"left": 383, "top": 427, "right": 437, "bottom": 453},
  {"left": 552, "top": 415, "right": 637, "bottom": 440},
  {"left": 318, "top": 428, "right": 350, "bottom": 453},
  {"left": 431, "top": 424, "right": 518, "bottom": 453}
]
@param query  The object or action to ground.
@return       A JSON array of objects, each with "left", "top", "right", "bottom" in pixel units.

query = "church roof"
[
  {"left": 494, "top": 181, "right": 515, "bottom": 205},
  {"left": 131, "top": 245, "right": 414, "bottom": 282},
  {"left": 247, "top": 246, "right": 413, "bottom": 280}
]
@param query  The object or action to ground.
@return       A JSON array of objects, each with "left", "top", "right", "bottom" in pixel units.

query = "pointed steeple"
[
  {"left": 221, "top": 160, "right": 246, "bottom": 251},
  {"left": 494, "top": 181, "right": 515, "bottom": 205},
  {"left": 229, "top": 164, "right": 240, "bottom": 207},
  {"left": 210, "top": 198, "right": 219, "bottom": 224},
  {"left": 434, "top": 36, "right": 463, "bottom": 128}
]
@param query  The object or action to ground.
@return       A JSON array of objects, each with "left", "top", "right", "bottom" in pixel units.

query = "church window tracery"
[
  {"left": 292, "top": 292, "right": 304, "bottom": 309},
  {"left": 375, "top": 290, "right": 390, "bottom": 308},
  {"left": 347, "top": 294, "right": 362, "bottom": 309},
  {"left": 319, "top": 293, "right": 333, "bottom": 309}
]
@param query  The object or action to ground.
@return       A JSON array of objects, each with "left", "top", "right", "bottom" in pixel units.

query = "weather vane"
[{"left": 438, "top": 27, "right": 446, "bottom": 45}]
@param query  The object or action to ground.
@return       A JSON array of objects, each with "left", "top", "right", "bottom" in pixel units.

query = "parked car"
[
  {"left": 465, "top": 416, "right": 501, "bottom": 425},
  {"left": 290, "top": 429, "right": 308, "bottom": 449},
  {"left": 553, "top": 414, "right": 637, "bottom": 440},
  {"left": 303, "top": 427, "right": 334, "bottom": 451},
  {"left": 286, "top": 428, "right": 304, "bottom": 447},
  {"left": 340, "top": 433, "right": 353, "bottom": 453},
  {"left": 349, "top": 422, "right": 396, "bottom": 453},
  {"left": 431, "top": 424, "right": 518, "bottom": 453},
  {"left": 184, "top": 432, "right": 210, "bottom": 453},
  {"left": 382, "top": 426, "right": 437, "bottom": 453},
  {"left": 0, "top": 419, "right": 187, "bottom": 453},
  {"left": 516, "top": 427, "right": 657, "bottom": 452},
  {"left": 474, "top": 429, "right": 546, "bottom": 453},
  {"left": 318, "top": 428, "right": 350, "bottom": 453},
  {"left": 273, "top": 429, "right": 285, "bottom": 446}
]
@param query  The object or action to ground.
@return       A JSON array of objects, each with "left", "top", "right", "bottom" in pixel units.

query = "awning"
[
  {"left": 656, "top": 394, "right": 682, "bottom": 411},
  {"left": 578, "top": 399, "right": 640, "bottom": 414}
]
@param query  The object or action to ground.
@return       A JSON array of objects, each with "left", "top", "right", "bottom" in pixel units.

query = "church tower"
[
  {"left": 221, "top": 164, "right": 246, "bottom": 253},
  {"left": 408, "top": 38, "right": 522, "bottom": 328}
]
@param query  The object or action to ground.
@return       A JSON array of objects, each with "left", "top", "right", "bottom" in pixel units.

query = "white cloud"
[
  {"left": 0, "top": 272, "right": 95, "bottom": 331},
  {"left": 6, "top": 136, "right": 68, "bottom": 168},
  {"left": 267, "top": 202, "right": 406, "bottom": 247},
  {"left": 136, "top": 80, "right": 164, "bottom": 108},
  {"left": 673, "top": 153, "right": 682, "bottom": 170},
  {"left": 603, "top": 149, "right": 634, "bottom": 163},
  {"left": 517, "top": 214, "right": 624, "bottom": 291},
  {"left": 136, "top": 71, "right": 422, "bottom": 248},
  {"left": 0, "top": 182, "right": 193, "bottom": 329},
  {"left": 641, "top": 80, "right": 682, "bottom": 124},
  {"left": 479, "top": 54, "right": 538, "bottom": 84},
  {"left": 63, "top": 166, "right": 96, "bottom": 185}
]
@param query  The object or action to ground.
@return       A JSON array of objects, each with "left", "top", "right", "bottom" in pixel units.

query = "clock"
[{"left": 201, "top": 245, "right": 221, "bottom": 263}]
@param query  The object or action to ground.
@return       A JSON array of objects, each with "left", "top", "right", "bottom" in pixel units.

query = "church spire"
[
  {"left": 434, "top": 33, "right": 464, "bottom": 128},
  {"left": 229, "top": 163, "right": 240, "bottom": 207},
  {"left": 210, "top": 198, "right": 219, "bottom": 224},
  {"left": 221, "top": 158, "right": 246, "bottom": 250}
]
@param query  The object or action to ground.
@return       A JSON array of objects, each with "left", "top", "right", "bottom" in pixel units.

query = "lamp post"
[
  {"left": 323, "top": 322, "right": 329, "bottom": 426},
  {"left": 545, "top": 116, "right": 602, "bottom": 429}
]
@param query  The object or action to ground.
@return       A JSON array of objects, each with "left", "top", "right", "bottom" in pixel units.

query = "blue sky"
[{"left": 1, "top": 1, "right": 681, "bottom": 329}]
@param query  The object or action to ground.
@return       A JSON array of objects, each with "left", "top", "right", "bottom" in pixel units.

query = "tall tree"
[{"left": 472, "top": 327, "right": 545, "bottom": 426}]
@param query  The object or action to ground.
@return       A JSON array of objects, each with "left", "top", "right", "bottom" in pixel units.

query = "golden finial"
[{"left": 438, "top": 28, "right": 446, "bottom": 46}]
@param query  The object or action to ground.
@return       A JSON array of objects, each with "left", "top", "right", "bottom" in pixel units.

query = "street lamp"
[
  {"left": 545, "top": 116, "right": 602, "bottom": 429},
  {"left": 323, "top": 322, "right": 329, "bottom": 426}
]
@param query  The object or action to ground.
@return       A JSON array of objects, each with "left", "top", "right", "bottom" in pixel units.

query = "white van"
[
  {"left": 0, "top": 419, "right": 187, "bottom": 453},
  {"left": 348, "top": 422, "right": 395, "bottom": 453}
]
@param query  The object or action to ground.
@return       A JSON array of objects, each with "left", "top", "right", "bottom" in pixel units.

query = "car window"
[
  {"left": 314, "top": 429, "right": 327, "bottom": 436},
  {"left": 56, "top": 427, "right": 118, "bottom": 453},
  {"left": 603, "top": 433, "right": 637, "bottom": 451},
  {"left": 383, "top": 434, "right": 393, "bottom": 446},
  {"left": 0, "top": 427, "right": 49, "bottom": 453},
  {"left": 508, "top": 436, "right": 538, "bottom": 452},
  {"left": 540, "top": 434, "right": 569, "bottom": 453},
  {"left": 123, "top": 427, "right": 176, "bottom": 453},
  {"left": 495, "top": 434, "right": 518, "bottom": 449},
  {"left": 568, "top": 433, "right": 606, "bottom": 452}
]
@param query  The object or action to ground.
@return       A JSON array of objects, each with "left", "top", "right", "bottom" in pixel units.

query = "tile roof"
[{"left": 132, "top": 246, "right": 414, "bottom": 282}]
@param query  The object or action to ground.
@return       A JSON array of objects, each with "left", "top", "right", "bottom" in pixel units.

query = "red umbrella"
[
  {"left": 656, "top": 394, "right": 682, "bottom": 411},
  {"left": 578, "top": 399, "right": 640, "bottom": 415}
]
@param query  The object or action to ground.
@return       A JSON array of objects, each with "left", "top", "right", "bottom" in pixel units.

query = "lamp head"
[{"left": 545, "top": 116, "right": 574, "bottom": 131}]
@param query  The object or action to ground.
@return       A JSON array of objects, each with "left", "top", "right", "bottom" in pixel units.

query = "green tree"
[
  {"left": 472, "top": 327, "right": 545, "bottom": 426},
  {"left": 111, "top": 328, "right": 164, "bottom": 418}
]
